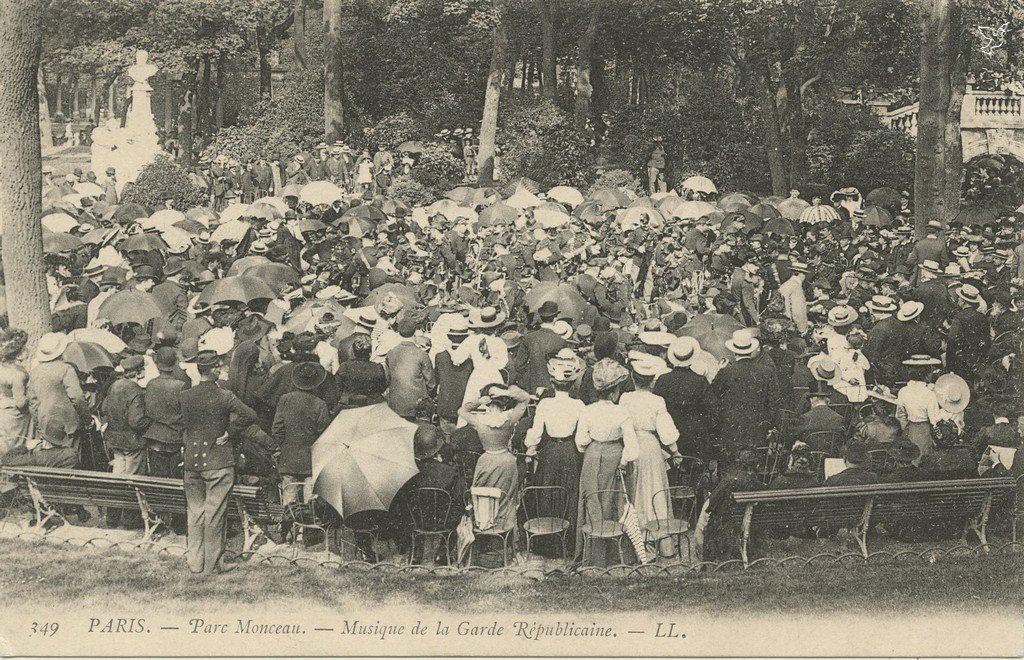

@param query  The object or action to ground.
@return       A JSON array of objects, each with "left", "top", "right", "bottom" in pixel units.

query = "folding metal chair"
[
  {"left": 521, "top": 485, "right": 571, "bottom": 562},
  {"left": 406, "top": 486, "right": 456, "bottom": 565},
  {"left": 644, "top": 486, "right": 694, "bottom": 562},
  {"left": 579, "top": 489, "right": 626, "bottom": 567}
]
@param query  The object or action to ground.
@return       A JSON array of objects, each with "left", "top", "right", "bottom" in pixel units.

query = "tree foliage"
[
  {"left": 497, "top": 99, "right": 594, "bottom": 188},
  {"left": 120, "top": 155, "right": 208, "bottom": 209}
]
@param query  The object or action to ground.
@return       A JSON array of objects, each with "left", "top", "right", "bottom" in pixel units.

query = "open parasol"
[
  {"left": 196, "top": 275, "right": 276, "bottom": 306},
  {"left": 226, "top": 255, "right": 272, "bottom": 277},
  {"left": 398, "top": 140, "right": 425, "bottom": 153},
  {"left": 363, "top": 283, "right": 419, "bottom": 310},
  {"left": 312, "top": 403, "right": 419, "bottom": 518},
  {"left": 777, "top": 197, "right": 810, "bottom": 220},
  {"left": 500, "top": 176, "right": 540, "bottom": 197},
  {"left": 67, "top": 328, "right": 127, "bottom": 354},
  {"left": 799, "top": 203, "right": 841, "bottom": 224},
  {"left": 300, "top": 181, "right": 344, "bottom": 206},
  {"left": 664, "top": 199, "right": 716, "bottom": 220},
  {"left": 546, "top": 186, "right": 584, "bottom": 207},
  {"left": 523, "top": 282, "right": 592, "bottom": 325},
  {"left": 243, "top": 262, "right": 302, "bottom": 294},
  {"left": 861, "top": 206, "right": 893, "bottom": 227},
  {"left": 62, "top": 341, "right": 114, "bottom": 373},
  {"left": 585, "top": 187, "right": 631, "bottom": 210},
  {"left": 477, "top": 202, "right": 518, "bottom": 227},
  {"left": 675, "top": 313, "right": 744, "bottom": 362},
  {"left": 865, "top": 187, "right": 901, "bottom": 213},
  {"left": 41, "top": 213, "right": 79, "bottom": 233},
  {"left": 43, "top": 232, "right": 84, "bottom": 254},
  {"left": 97, "top": 290, "right": 164, "bottom": 326},
  {"left": 680, "top": 175, "right": 718, "bottom": 195}
]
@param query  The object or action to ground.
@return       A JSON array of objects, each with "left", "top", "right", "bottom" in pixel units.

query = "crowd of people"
[{"left": 3, "top": 137, "right": 1024, "bottom": 572}]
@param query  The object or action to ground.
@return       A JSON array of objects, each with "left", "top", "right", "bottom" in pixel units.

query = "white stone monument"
[{"left": 91, "top": 50, "right": 162, "bottom": 194}]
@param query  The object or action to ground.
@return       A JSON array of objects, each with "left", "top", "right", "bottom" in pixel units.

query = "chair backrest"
[
  {"left": 653, "top": 486, "right": 696, "bottom": 524},
  {"left": 453, "top": 449, "right": 483, "bottom": 483},
  {"left": 583, "top": 489, "right": 625, "bottom": 526},
  {"left": 753, "top": 446, "right": 787, "bottom": 484},
  {"left": 867, "top": 449, "right": 891, "bottom": 474},
  {"left": 809, "top": 451, "right": 827, "bottom": 482},
  {"left": 668, "top": 455, "right": 705, "bottom": 489},
  {"left": 804, "top": 430, "right": 845, "bottom": 456},
  {"left": 521, "top": 485, "right": 569, "bottom": 522},
  {"left": 470, "top": 486, "right": 504, "bottom": 531},
  {"left": 280, "top": 481, "right": 325, "bottom": 527},
  {"left": 407, "top": 486, "right": 454, "bottom": 532}
]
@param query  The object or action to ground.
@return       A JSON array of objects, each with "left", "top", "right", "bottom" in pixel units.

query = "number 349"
[{"left": 30, "top": 622, "right": 59, "bottom": 637}]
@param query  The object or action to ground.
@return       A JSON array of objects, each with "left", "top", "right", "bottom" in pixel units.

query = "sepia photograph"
[{"left": 0, "top": 0, "right": 1022, "bottom": 656}]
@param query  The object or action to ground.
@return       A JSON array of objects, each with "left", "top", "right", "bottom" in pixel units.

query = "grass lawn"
[{"left": 0, "top": 537, "right": 1022, "bottom": 655}]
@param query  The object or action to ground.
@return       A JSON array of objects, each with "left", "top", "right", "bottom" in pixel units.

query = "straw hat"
[
  {"left": 865, "top": 295, "right": 897, "bottom": 315},
  {"left": 629, "top": 352, "right": 671, "bottom": 378},
  {"left": 724, "top": 329, "right": 759, "bottom": 356},
  {"left": 896, "top": 301, "right": 924, "bottom": 322},
  {"left": 35, "top": 332, "right": 70, "bottom": 363},
  {"left": 667, "top": 337, "right": 699, "bottom": 368},
  {"left": 637, "top": 330, "right": 676, "bottom": 349},
  {"left": 827, "top": 305, "right": 859, "bottom": 327},
  {"left": 902, "top": 354, "right": 941, "bottom": 366},
  {"left": 546, "top": 347, "right": 584, "bottom": 383},
  {"left": 934, "top": 373, "right": 970, "bottom": 413},
  {"left": 468, "top": 306, "right": 507, "bottom": 329},
  {"left": 954, "top": 284, "right": 983, "bottom": 307},
  {"left": 808, "top": 355, "right": 839, "bottom": 382}
]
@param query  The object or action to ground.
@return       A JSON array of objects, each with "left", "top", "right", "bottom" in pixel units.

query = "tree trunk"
[
  {"left": 72, "top": 75, "right": 80, "bottom": 118},
  {"left": 214, "top": 53, "right": 225, "bottom": 131},
  {"left": 914, "top": 0, "right": 970, "bottom": 234},
  {"left": 574, "top": 0, "right": 601, "bottom": 130},
  {"left": 477, "top": 3, "right": 509, "bottom": 186},
  {"left": 163, "top": 80, "right": 174, "bottom": 133},
  {"left": 55, "top": 73, "right": 62, "bottom": 117},
  {"left": 37, "top": 66, "right": 53, "bottom": 153},
  {"left": 526, "top": 59, "right": 535, "bottom": 93},
  {"left": 178, "top": 71, "right": 196, "bottom": 167},
  {"left": 0, "top": 0, "right": 51, "bottom": 343},
  {"left": 196, "top": 55, "right": 211, "bottom": 141},
  {"left": 536, "top": 0, "right": 557, "bottom": 100},
  {"left": 90, "top": 74, "right": 99, "bottom": 124},
  {"left": 256, "top": 27, "right": 272, "bottom": 98},
  {"left": 323, "top": 0, "right": 345, "bottom": 141},
  {"left": 293, "top": 0, "right": 308, "bottom": 69},
  {"left": 520, "top": 58, "right": 527, "bottom": 93},
  {"left": 760, "top": 63, "right": 788, "bottom": 195}
]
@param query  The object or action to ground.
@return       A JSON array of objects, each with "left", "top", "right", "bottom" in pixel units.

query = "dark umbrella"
[
  {"left": 120, "top": 233, "right": 168, "bottom": 253},
  {"left": 197, "top": 275, "right": 277, "bottom": 306},
  {"left": 62, "top": 341, "right": 114, "bottom": 373},
  {"left": 676, "top": 313, "right": 744, "bottom": 362},
  {"left": 243, "top": 262, "right": 302, "bottom": 294},
  {"left": 762, "top": 217, "right": 796, "bottom": 236},
  {"left": 173, "top": 218, "right": 207, "bottom": 234},
  {"left": 717, "top": 192, "right": 758, "bottom": 211},
  {"left": 43, "top": 232, "right": 84, "bottom": 254},
  {"left": 865, "top": 187, "right": 901, "bottom": 213},
  {"left": 342, "top": 205, "right": 387, "bottom": 224},
  {"left": 523, "top": 282, "right": 592, "bottom": 324},
  {"left": 861, "top": 206, "right": 893, "bottom": 227},
  {"left": 227, "top": 255, "right": 272, "bottom": 276},
  {"left": 112, "top": 203, "right": 151, "bottom": 224},
  {"left": 97, "top": 290, "right": 164, "bottom": 325},
  {"left": 585, "top": 187, "right": 631, "bottom": 210},
  {"left": 747, "top": 202, "right": 781, "bottom": 219}
]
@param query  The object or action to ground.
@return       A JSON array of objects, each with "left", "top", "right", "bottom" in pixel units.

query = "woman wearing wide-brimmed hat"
[
  {"left": 451, "top": 307, "right": 510, "bottom": 414},
  {"left": 573, "top": 357, "right": 639, "bottom": 565},
  {"left": 523, "top": 348, "right": 587, "bottom": 556}
]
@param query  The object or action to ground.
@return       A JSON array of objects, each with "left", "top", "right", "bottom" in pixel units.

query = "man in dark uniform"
[
  {"left": 908, "top": 260, "right": 951, "bottom": 330},
  {"left": 946, "top": 284, "right": 991, "bottom": 380},
  {"left": 514, "top": 301, "right": 566, "bottom": 393},
  {"left": 905, "top": 219, "right": 950, "bottom": 278},
  {"left": 180, "top": 351, "right": 257, "bottom": 574},
  {"left": 653, "top": 337, "right": 720, "bottom": 460},
  {"left": 713, "top": 331, "right": 782, "bottom": 467},
  {"left": 143, "top": 347, "right": 187, "bottom": 478},
  {"left": 861, "top": 295, "right": 903, "bottom": 386}
]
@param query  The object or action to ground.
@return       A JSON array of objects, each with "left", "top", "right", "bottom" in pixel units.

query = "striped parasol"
[
  {"left": 799, "top": 203, "right": 841, "bottom": 224},
  {"left": 618, "top": 471, "right": 648, "bottom": 563}
]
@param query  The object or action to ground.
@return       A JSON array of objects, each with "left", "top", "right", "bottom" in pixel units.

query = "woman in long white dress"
[
  {"left": 450, "top": 308, "right": 509, "bottom": 419},
  {"left": 620, "top": 353, "right": 683, "bottom": 558}
]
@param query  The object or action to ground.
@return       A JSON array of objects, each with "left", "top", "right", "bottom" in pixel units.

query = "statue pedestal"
[{"left": 91, "top": 50, "right": 162, "bottom": 194}]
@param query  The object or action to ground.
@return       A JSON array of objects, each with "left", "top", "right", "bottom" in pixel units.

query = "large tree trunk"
[
  {"left": 55, "top": 73, "right": 62, "bottom": 117},
  {"left": 760, "top": 63, "right": 789, "bottom": 195},
  {"left": 72, "top": 75, "right": 80, "bottom": 118},
  {"left": 574, "top": 0, "right": 601, "bottom": 130},
  {"left": 214, "top": 53, "right": 226, "bottom": 131},
  {"left": 177, "top": 72, "right": 196, "bottom": 167},
  {"left": 914, "top": 0, "right": 970, "bottom": 234},
  {"left": 0, "top": 0, "right": 51, "bottom": 343},
  {"left": 196, "top": 55, "right": 211, "bottom": 141},
  {"left": 477, "top": 4, "right": 509, "bottom": 186},
  {"left": 323, "top": 0, "right": 345, "bottom": 141},
  {"left": 293, "top": 0, "right": 308, "bottom": 69},
  {"left": 38, "top": 66, "right": 53, "bottom": 153},
  {"left": 163, "top": 80, "right": 174, "bottom": 133},
  {"left": 256, "top": 27, "right": 272, "bottom": 99},
  {"left": 536, "top": 0, "right": 557, "bottom": 100}
]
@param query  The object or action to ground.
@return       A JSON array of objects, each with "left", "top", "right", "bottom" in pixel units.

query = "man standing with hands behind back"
[{"left": 180, "top": 350, "right": 257, "bottom": 575}]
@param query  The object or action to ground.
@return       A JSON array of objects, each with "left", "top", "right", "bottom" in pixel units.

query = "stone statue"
[{"left": 92, "top": 49, "right": 162, "bottom": 193}]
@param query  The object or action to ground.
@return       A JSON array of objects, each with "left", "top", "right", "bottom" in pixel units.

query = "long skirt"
[
  {"left": 575, "top": 440, "right": 626, "bottom": 566},
  {"left": 471, "top": 450, "right": 520, "bottom": 567},
  {"left": 531, "top": 438, "right": 582, "bottom": 556},
  {"left": 632, "top": 431, "right": 673, "bottom": 556},
  {"left": 904, "top": 421, "right": 934, "bottom": 467}
]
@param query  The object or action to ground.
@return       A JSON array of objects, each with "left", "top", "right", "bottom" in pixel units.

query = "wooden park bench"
[
  {"left": 730, "top": 477, "right": 1016, "bottom": 566},
  {"left": 0, "top": 466, "right": 283, "bottom": 552}
]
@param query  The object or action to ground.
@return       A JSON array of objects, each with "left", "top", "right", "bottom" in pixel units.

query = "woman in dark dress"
[{"left": 524, "top": 349, "right": 586, "bottom": 556}]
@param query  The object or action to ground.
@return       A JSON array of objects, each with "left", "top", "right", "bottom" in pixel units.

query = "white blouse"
[
  {"left": 619, "top": 390, "right": 680, "bottom": 448},
  {"left": 574, "top": 400, "right": 639, "bottom": 464},
  {"left": 525, "top": 393, "right": 586, "bottom": 449}
]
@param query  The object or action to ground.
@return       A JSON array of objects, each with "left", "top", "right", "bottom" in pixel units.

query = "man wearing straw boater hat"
[
  {"left": 653, "top": 337, "right": 719, "bottom": 460},
  {"left": 946, "top": 283, "right": 990, "bottom": 380},
  {"left": 712, "top": 329, "right": 782, "bottom": 468}
]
